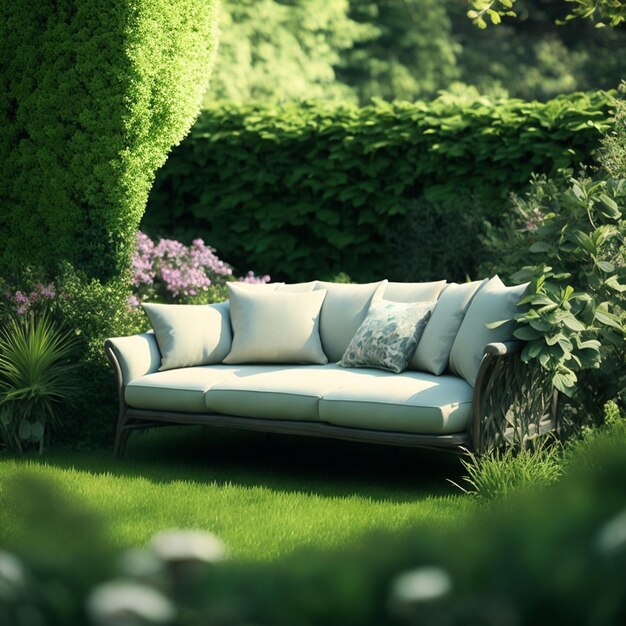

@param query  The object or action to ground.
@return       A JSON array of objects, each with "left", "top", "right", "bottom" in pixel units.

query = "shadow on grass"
[{"left": 13, "top": 426, "right": 467, "bottom": 503}]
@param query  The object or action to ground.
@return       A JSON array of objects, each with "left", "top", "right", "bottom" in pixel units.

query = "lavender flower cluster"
[
  {"left": 5, "top": 283, "right": 56, "bottom": 316},
  {"left": 131, "top": 232, "right": 270, "bottom": 305}
]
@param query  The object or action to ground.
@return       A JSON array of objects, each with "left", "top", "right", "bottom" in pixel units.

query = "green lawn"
[{"left": 0, "top": 426, "right": 471, "bottom": 562}]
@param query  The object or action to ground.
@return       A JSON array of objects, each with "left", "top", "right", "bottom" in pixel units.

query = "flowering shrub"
[{"left": 131, "top": 232, "right": 270, "bottom": 306}]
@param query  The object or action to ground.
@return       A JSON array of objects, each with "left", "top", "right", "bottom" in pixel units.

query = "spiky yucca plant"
[{"left": 0, "top": 313, "right": 79, "bottom": 453}]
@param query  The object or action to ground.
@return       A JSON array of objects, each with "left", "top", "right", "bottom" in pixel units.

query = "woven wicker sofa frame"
[{"left": 105, "top": 339, "right": 559, "bottom": 459}]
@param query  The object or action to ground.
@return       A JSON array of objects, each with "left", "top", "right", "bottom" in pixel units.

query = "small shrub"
[
  {"left": 481, "top": 89, "right": 626, "bottom": 412},
  {"left": 563, "top": 401, "right": 626, "bottom": 474},
  {"left": 0, "top": 313, "right": 80, "bottom": 453},
  {"left": 130, "top": 231, "right": 270, "bottom": 307},
  {"left": 451, "top": 440, "right": 564, "bottom": 500}
]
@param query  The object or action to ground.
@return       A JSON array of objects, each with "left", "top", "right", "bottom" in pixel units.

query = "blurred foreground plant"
[{"left": 0, "top": 313, "right": 79, "bottom": 453}]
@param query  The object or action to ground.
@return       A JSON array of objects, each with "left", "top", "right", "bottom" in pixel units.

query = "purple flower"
[
  {"left": 14, "top": 291, "right": 28, "bottom": 305},
  {"left": 239, "top": 271, "right": 271, "bottom": 284},
  {"left": 131, "top": 231, "right": 266, "bottom": 303}
]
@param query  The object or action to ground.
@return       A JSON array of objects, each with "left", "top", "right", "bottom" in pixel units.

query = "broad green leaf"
[
  {"left": 513, "top": 326, "right": 542, "bottom": 341},
  {"left": 18, "top": 419, "right": 32, "bottom": 440},
  {"left": 485, "top": 319, "right": 510, "bottom": 329}
]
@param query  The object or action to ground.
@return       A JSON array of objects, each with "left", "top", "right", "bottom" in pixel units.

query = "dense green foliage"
[
  {"left": 0, "top": 0, "right": 218, "bottom": 282},
  {"left": 146, "top": 92, "right": 612, "bottom": 282},
  {"left": 208, "top": 1, "right": 626, "bottom": 105},
  {"left": 1, "top": 422, "right": 626, "bottom": 624}
]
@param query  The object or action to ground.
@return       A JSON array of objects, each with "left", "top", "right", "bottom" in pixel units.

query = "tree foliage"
[
  {"left": 336, "top": 0, "right": 460, "bottom": 103},
  {"left": 207, "top": 0, "right": 372, "bottom": 104},
  {"left": 207, "top": 0, "right": 626, "bottom": 106},
  {"left": 0, "top": 0, "right": 219, "bottom": 282}
]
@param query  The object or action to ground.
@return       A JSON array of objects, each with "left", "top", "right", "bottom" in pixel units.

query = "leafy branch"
[{"left": 467, "top": 0, "right": 626, "bottom": 28}]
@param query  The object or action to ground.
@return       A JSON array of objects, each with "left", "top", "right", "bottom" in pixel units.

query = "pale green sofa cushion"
[
  {"left": 143, "top": 302, "right": 232, "bottom": 372},
  {"left": 411, "top": 279, "right": 487, "bottom": 375},
  {"left": 449, "top": 276, "right": 528, "bottom": 386},
  {"left": 125, "top": 365, "right": 259, "bottom": 413},
  {"left": 383, "top": 280, "right": 447, "bottom": 303},
  {"left": 314, "top": 280, "right": 387, "bottom": 362},
  {"left": 223, "top": 285, "right": 328, "bottom": 364},
  {"left": 339, "top": 300, "right": 434, "bottom": 373},
  {"left": 106, "top": 332, "right": 161, "bottom": 384},
  {"left": 319, "top": 371, "right": 473, "bottom": 435},
  {"left": 205, "top": 364, "right": 385, "bottom": 421}
]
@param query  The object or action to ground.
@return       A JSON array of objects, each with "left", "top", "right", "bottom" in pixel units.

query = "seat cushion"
[
  {"left": 126, "top": 365, "right": 269, "bottom": 413},
  {"left": 205, "top": 364, "right": 386, "bottom": 421},
  {"left": 319, "top": 372, "right": 473, "bottom": 435}
]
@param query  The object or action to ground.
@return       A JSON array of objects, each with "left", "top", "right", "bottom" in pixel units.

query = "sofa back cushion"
[
  {"left": 410, "top": 279, "right": 487, "bottom": 375},
  {"left": 449, "top": 276, "right": 528, "bottom": 385},
  {"left": 383, "top": 280, "right": 447, "bottom": 303},
  {"left": 223, "top": 285, "right": 328, "bottom": 364},
  {"left": 276, "top": 281, "right": 318, "bottom": 292},
  {"left": 143, "top": 302, "right": 232, "bottom": 371},
  {"left": 314, "top": 281, "right": 387, "bottom": 362}
]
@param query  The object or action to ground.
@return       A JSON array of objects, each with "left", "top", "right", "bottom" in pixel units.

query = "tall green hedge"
[
  {"left": 0, "top": 0, "right": 219, "bottom": 282},
  {"left": 146, "top": 92, "right": 613, "bottom": 282}
]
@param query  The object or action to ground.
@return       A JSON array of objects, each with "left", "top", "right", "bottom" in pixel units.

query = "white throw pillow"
[
  {"left": 411, "top": 279, "right": 487, "bottom": 375},
  {"left": 143, "top": 302, "right": 232, "bottom": 371},
  {"left": 383, "top": 280, "right": 447, "bottom": 303},
  {"left": 223, "top": 286, "right": 328, "bottom": 364},
  {"left": 234, "top": 282, "right": 283, "bottom": 290},
  {"left": 449, "top": 276, "right": 529, "bottom": 385},
  {"left": 314, "top": 281, "right": 388, "bottom": 362},
  {"left": 276, "top": 281, "right": 319, "bottom": 292}
]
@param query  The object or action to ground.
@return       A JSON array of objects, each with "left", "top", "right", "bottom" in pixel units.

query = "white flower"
[
  {"left": 149, "top": 529, "right": 227, "bottom": 565},
  {"left": 597, "top": 509, "right": 626, "bottom": 553},
  {"left": 390, "top": 566, "right": 452, "bottom": 608},
  {"left": 87, "top": 580, "right": 175, "bottom": 626},
  {"left": 0, "top": 551, "right": 26, "bottom": 600},
  {"left": 119, "top": 548, "right": 165, "bottom": 581}
]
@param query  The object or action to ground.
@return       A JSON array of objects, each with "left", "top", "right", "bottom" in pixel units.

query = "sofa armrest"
[
  {"left": 482, "top": 341, "right": 523, "bottom": 357},
  {"left": 471, "top": 342, "right": 557, "bottom": 454},
  {"left": 104, "top": 333, "right": 161, "bottom": 387}
]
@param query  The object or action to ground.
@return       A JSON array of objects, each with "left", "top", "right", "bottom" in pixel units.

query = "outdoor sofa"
[{"left": 105, "top": 278, "right": 558, "bottom": 459}]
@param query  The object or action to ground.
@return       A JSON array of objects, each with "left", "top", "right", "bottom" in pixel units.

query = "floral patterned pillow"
[{"left": 339, "top": 300, "right": 435, "bottom": 374}]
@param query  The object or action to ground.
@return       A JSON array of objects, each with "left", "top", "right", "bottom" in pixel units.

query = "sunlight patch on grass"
[{"left": 0, "top": 427, "right": 470, "bottom": 562}]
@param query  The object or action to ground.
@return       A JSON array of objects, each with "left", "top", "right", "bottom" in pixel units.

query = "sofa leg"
[{"left": 113, "top": 426, "right": 131, "bottom": 459}]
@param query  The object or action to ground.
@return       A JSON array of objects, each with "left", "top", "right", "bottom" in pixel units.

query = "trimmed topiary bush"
[
  {"left": 0, "top": 0, "right": 219, "bottom": 282},
  {"left": 146, "top": 91, "right": 613, "bottom": 282}
]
